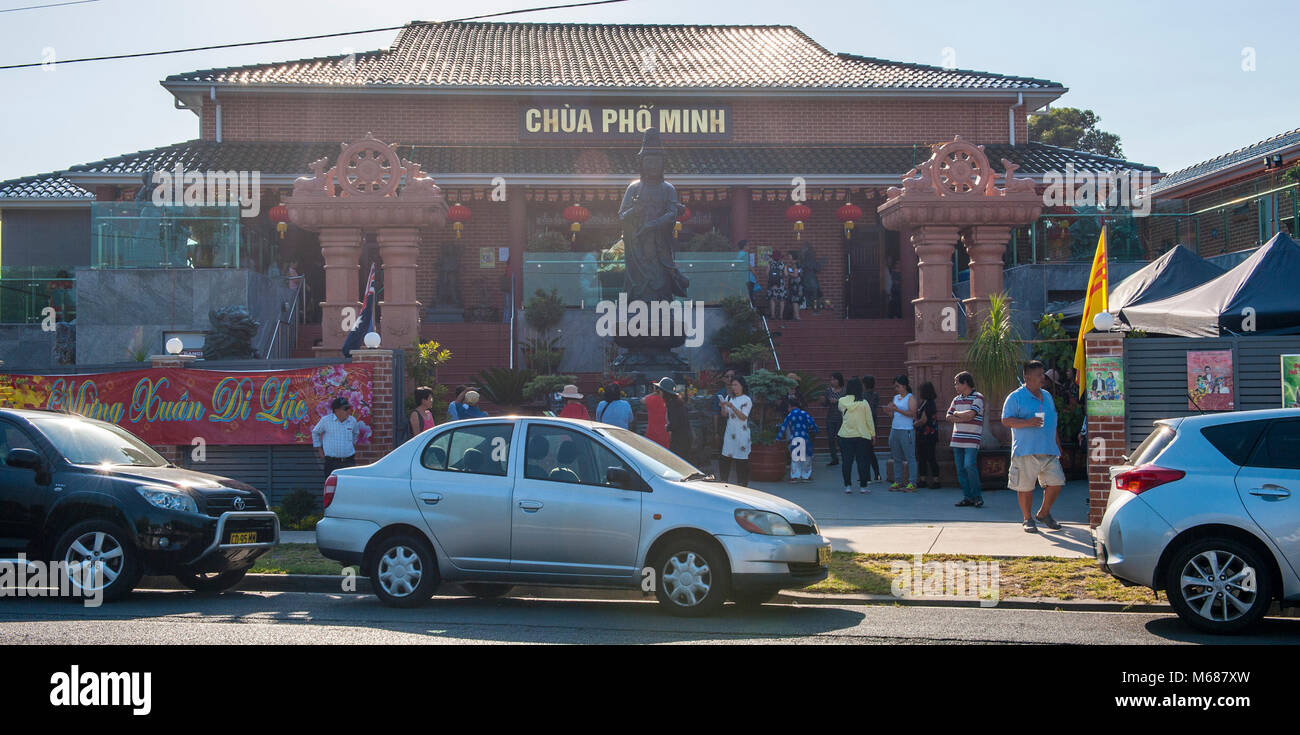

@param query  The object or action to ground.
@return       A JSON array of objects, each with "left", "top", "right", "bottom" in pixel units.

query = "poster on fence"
[
  {"left": 1086, "top": 356, "right": 1125, "bottom": 416},
  {"left": 1283, "top": 355, "right": 1300, "bottom": 408},
  {"left": 0, "top": 363, "right": 372, "bottom": 445},
  {"left": 1187, "top": 350, "right": 1234, "bottom": 411}
]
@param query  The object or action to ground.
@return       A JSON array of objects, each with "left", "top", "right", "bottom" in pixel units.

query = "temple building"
[{"left": 0, "top": 20, "right": 1158, "bottom": 384}]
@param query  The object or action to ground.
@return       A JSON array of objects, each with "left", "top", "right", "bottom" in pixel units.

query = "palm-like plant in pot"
[
  {"left": 744, "top": 369, "right": 797, "bottom": 482},
  {"left": 964, "top": 292, "right": 1024, "bottom": 484}
]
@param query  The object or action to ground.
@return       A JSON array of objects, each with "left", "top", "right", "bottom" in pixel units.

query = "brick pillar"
[
  {"left": 377, "top": 227, "right": 421, "bottom": 349},
  {"left": 508, "top": 186, "right": 527, "bottom": 309},
  {"left": 963, "top": 225, "right": 1012, "bottom": 328},
  {"left": 350, "top": 349, "right": 395, "bottom": 465},
  {"left": 148, "top": 353, "right": 197, "bottom": 462},
  {"left": 317, "top": 227, "right": 363, "bottom": 353},
  {"left": 1086, "top": 331, "right": 1126, "bottom": 528},
  {"left": 730, "top": 186, "right": 750, "bottom": 245}
]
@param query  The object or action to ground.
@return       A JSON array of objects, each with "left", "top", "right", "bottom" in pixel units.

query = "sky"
[{"left": 0, "top": 0, "right": 1296, "bottom": 183}]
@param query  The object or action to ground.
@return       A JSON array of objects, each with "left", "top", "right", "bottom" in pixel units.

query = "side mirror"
[
  {"left": 606, "top": 466, "right": 634, "bottom": 489},
  {"left": 5, "top": 448, "right": 42, "bottom": 471}
]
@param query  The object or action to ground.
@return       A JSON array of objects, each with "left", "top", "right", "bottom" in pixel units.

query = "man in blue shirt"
[{"left": 1001, "top": 360, "right": 1065, "bottom": 534}]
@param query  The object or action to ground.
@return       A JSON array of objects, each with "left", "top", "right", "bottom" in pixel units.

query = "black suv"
[{"left": 0, "top": 408, "right": 280, "bottom": 600}]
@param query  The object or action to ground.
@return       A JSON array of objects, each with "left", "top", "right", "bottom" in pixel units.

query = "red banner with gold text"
[{"left": 0, "top": 364, "right": 373, "bottom": 446}]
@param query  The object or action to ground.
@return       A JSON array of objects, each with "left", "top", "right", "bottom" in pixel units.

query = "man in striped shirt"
[{"left": 944, "top": 371, "right": 984, "bottom": 508}]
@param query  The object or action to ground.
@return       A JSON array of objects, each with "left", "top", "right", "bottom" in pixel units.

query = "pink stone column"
[
  {"left": 377, "top": 227, "right": 422, "bottom": 349},
  {"left": 317, "top": 227, "right": 362, "bottom": 352},
  {"left": 963, "top": 225, "right": 1012, "bottom": 329},
  {"left": 910, "top": 225, "right": 961, "bottom": 343}
]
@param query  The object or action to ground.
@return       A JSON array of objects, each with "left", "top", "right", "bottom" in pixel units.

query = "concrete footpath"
[{"left": 280, "top": 475, "right": 1095, "bottom": 558}]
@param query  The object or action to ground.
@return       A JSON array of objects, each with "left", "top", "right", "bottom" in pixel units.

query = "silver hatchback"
[
  {"left": 1095, "top": 408, "right": 1300, "bottom": 633},
  {"left": 317, "top": 417, "right": 831, "bottom": 615}
]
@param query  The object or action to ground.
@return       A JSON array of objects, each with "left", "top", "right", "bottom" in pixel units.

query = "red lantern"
[
  {"left": 563, "top": 203, "right": 590, "bottom": 241},
  {"left": 447, "top": 203, "right": 472, "bottom": 239},
  {"left": 674, "top": 206, "right": 691, "bottom": 239},
  {"left": 836, "top": 202, "right": 863, "bottom": 238},
  {"left": 785, "top": 202, "right": 811, "bottom": 240},
  {"left": 268, "top": 204, "right": 289, "bottom": 239}
]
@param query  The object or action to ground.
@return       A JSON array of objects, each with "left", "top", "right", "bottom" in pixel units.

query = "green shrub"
[
  {"left": 528, "top": 230, "right": 572, "bottom": 252},
  {"left": 478, "top": 367, "right": 536, "bottom": 406},
  {"left": 524, "top": 288, "right": 566, "bottom": 335},
  {"left": 524, "top": 374, "right": 578, "bottom": 401},
  {"left": 685, "top": 231, "right": 733, "bottom": 252}
]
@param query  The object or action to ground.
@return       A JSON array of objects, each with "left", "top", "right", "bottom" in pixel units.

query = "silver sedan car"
[
  {"left": 1095, "top": 408, "right": 1300, "bottom": 633},
  {"left": 317, "top": 416, "right": 831, "bottom": 615}
]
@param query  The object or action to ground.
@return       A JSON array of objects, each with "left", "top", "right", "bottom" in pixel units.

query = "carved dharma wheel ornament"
[
  {"left": 929, "top": 138, "right": 992, "bottom": 195},
  {"left": 336, "top": 136, "right": 403, "bottom": 198}
]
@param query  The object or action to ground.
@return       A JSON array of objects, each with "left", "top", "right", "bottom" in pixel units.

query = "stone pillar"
[
  {"left": 508, "top": 187, "right": 527, "bottom": 309},
  {"left": 377, "top": 227, "right": 422, "bottom": 349},
  {"left": 910, "top": 225, "right": 961, "bottom": 343},
  {"left": 1086, "top": 331, "right": 1126, "bottom": 528},
  {"left": 963, "top": 225, "right": 1012, "bottom": 328},
  {"left": 350, "top": 348, "right": 395, "bottom": 465},
  {"left": 730, "top": 186, "right": 750, "bottom": 245},
  {"left": 898, "top": 227, "right": 918, "bottom": 316},
  {"left": 317, "top": 228, "right": 363, "bottom": 352}
]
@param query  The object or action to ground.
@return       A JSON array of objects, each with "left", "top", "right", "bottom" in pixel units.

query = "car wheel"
[
  {"left": 368, "top": 534, "right": 439, "bottom": 608},
  {"left": 461, "top": 583, "right": 513, "bottom": 599},
  {"left": 53, "top": 519, "right": 141, "bottom": 603},
  {"left": 1164, "top": 537, "right": 1274, "bottom": 634},
  {"left": 653, "top": 538, "right": 730, "bottom": 617},
  {"left": 731, "top": 589, "right": 780, "bottom": 608},
  {"left": 175, "top": 569, "right": 248, "bottom": 593}
]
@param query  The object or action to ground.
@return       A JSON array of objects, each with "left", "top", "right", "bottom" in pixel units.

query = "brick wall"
[
  {"left": 202, "top": 92, "right": 1025, "bottom": 146},
  {"left": 1085, "top": 332, "right": 1126, "bottom": 528},
  {"left": 416, "top": 198, "right": 510, "bottom": 311}
]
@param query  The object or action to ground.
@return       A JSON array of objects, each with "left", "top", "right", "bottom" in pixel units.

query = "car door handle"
[
  {"left": 518, "top": 500, "right": 543, "bottom": 512},
  {"left": 1249, "top": 485, "right": 1291, "bottom": 498},
  {"left": 419, "top": 493, "right": 443, "bottom": 505}
]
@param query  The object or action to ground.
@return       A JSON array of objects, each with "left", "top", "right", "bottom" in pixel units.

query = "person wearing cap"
[
  {"left": 313, "top": 396, "right": 361, "bottom": 476},
  {"left": 558, "top": 384, "right": 589, "bottom": 420},
  {"left": 657, "top": 377, "right": 693, "bottom": 459}
]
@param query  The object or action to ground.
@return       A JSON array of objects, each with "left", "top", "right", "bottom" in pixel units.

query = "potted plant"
[
  {"left": 965, "top": 292, "right": 1023, "bottom": 488},
  {"left": 744, "top": 369, "right": 797, "bottom": 482},
  {"left": 523, "top": 373, "right": 579, "bottom": 413},
  {"left": 684, "top": 231, "right": 733, "bottom": 252},
  {"left": 528, "top": 230, "right": 572, "bottom": 253},
  {"left": 478, "top": 367, "right": 536, "bottom": 415},
  {"left": 714, "top": 295, "right": 767, "bottom": 364},
  {"left": 597, "top": 238, "right": 626, "bottom": 298},
  {"left": 404, "top": 339, "right": 452, "bottom": 420},
  {"left": 727, "top": 342, "right": 773, "bottom": 374}
]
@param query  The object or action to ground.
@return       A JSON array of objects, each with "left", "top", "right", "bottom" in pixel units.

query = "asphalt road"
[{"left": 2, "top": 590, "right": 1299, "bottom": 644}]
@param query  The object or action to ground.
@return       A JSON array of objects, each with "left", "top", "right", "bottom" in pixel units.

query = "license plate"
[
  {"left": 817, "top": 545, "right": 832, "bottom": 566},
  {"left": 228, "top": 531, "right": 258, "bottom": 544}
]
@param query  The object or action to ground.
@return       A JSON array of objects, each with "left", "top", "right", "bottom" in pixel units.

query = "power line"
[
  {"left": 0, "top": 0, "right": 628, "bottom": 70},
  {"left": 0, "top": 0, "right": 101, "bottom": 13}
]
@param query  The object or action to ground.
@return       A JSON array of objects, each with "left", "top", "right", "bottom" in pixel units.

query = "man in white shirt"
[{"left": 312, "top": 396, "right": 362, "bottom": 475}]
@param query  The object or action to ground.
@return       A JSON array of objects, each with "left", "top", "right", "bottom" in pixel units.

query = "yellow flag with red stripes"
[{"left": 1074, "top": 227, "right": 1108, "bottom": 397}]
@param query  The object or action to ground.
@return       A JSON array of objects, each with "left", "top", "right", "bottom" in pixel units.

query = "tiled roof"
[
  {"left": 1152, "top": 128, "right": 1300, "bottom": 194},
  {"left": 0, "top": 172, "right": 94, "bottom": 201},
  {"left": 62, "top": 139, "right": 1156, "bottom": 179},
  {"left": 165, "top": 22, "right": 1064, "bottom": 92}
]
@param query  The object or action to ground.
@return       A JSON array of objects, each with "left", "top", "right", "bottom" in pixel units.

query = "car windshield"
[
  {"left": 31, "top": 416, "right": 167, "bottom": 467},
  {"left": 596, "top": 426, "right": 703, "bottom": 481}
]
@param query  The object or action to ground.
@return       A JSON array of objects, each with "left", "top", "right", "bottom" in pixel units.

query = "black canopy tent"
[
  {"left": 1058, "top": 244, "right": 1224, "bottom": 324},
  {"left": 1120, "top": 232, "right": 1300, "bottom": 337}
]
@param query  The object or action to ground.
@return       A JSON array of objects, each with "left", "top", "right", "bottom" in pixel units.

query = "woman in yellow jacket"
[{"left": 837, "top": 377, "right": 877, "bottom": 494}]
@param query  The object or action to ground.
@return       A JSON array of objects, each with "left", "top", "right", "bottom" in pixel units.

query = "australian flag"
[{"left": 341, "top": 263, "right": 377, "bottom": 358}]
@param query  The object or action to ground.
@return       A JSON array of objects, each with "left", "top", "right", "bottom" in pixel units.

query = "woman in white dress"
[{"left": 718, "top": 376, "right": 753, "bottom": 486}]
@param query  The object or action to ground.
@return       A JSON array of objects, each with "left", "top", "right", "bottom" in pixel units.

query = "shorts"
[{"left": 1007, "top": 454, "right": 1065, "bottom": 493}]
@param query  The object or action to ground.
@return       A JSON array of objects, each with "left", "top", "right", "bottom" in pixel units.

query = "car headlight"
[
  {"left": 734, "top": 509, "right": 795, "bottom": 536},
  {"left": 136, "top": 485, "right": 198, "bottom": 514}
]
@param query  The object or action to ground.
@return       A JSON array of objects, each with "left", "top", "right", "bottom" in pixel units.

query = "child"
[{"left": 776, "top": 398, "right": 819, "bottom": 482}]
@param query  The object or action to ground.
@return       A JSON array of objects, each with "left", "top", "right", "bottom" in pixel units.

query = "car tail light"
[
  {"left": 1114, "top": 465, "right": 1185, "bottom": 495},
  {"left": 323, "top": 475, "right": 338, "bottom": 509}
]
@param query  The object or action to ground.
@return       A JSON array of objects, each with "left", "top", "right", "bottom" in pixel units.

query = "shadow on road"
[{"left": 1141, "top": 615, "right": 1300, "bottom": 645}]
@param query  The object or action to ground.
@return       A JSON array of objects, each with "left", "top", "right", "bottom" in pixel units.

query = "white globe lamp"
[
  {"left": 363, "top": 331, "right": 382, "bottom": 349},
  {"left": 165, "top": 337, "right": 184, "bottom": 355},
  {"left": 1093, "top": 311, "right": 1116, "bottom": 332}
]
